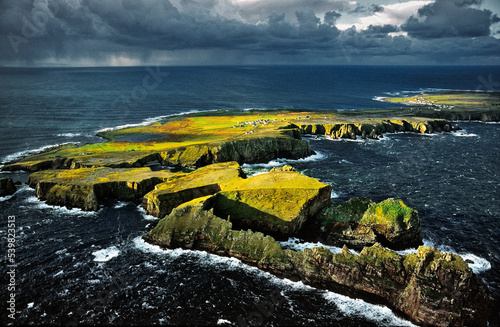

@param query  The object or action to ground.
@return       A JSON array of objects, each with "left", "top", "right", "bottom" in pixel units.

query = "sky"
[{"left": 0, "top": 0, "right": 499, "bottom": 66}]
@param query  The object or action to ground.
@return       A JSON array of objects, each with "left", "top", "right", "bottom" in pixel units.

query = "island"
[{"left": 3, "top": 92, "right": 499, "bottom": 327}]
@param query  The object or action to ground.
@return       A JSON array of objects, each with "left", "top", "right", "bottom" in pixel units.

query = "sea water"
[{"left": 0, "top": 65, "right": 499, "bottom": 326}]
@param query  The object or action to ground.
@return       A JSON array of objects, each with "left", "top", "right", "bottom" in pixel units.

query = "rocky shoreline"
[
  {"left": 143, "top": 192, "right": 490, "bottom": 327},
  {"left": 2, "top": 109, "right": 495, "bottom": 326}
]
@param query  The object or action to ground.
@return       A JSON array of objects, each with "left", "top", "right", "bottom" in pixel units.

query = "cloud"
[
  {"left": 0, "top": 0, "right": 499, "bottom": 66},
  {"left": 401, "top": 0, "right": 500, "bottom": 38},
  {"left": 233, "top": 0, "right": 355, "bottom": 23}
]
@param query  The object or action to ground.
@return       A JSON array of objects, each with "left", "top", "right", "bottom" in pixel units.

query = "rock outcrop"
[
  {"left": 311, "top": 197, "right": 422, "bottom": 250},
  {"left": 0, "top": 177, "right": 16, "bottom": 197},
  {"left": 213, "top": 170, "right": 332, "bottom": 236},
  {"left": 27, "top": 167, "right": 175, "bottom": 211},
  {"left": 143, "top": 162, "right": 332, "bottom": 237},
  {"left": 294, "top": 118, "right": 458, "bottom": 140},
  {"left": 143, "top": 161, "right": 245, "bottom": 218},
  {"left": 161, "top": 130, "right": 313, "bottom": 168},
  {"left": 144, "top": 201, "right": 491, "bottom": 327}
]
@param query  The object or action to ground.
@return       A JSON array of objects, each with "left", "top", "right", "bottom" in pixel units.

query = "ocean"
[{"left": 0, "top": 65, "right": 499, "bottom": 326}]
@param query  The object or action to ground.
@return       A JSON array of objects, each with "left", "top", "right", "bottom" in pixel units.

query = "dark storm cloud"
[
  {"left": 369, "top": 4, "right": 384, "bottom": 14},
  {"left": 348, "top": 3, "right": 384, "bottom": 15},
  {"left": 401, "top": 0, "right": 500, "bottom": 38},
  {"left": 0, "top": 0, "right": 499, "bottom": 65}
]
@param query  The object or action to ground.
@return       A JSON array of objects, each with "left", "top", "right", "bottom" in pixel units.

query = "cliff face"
[
  {"left": 161, "top": 131, "right": 313, "bottom": 168},
  {"left": 27, "top": 167, "right": 175, "bottom": 211},
  {"left": 294, "top": 118, "right": 458, "bottom": 139},
  {"left": 145, "top": 201, "right": 491, "bottom": 327}
]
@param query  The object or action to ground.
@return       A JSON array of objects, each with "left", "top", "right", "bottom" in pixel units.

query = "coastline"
[{"left": 2, "top": 92, "right": 499, "bottom": 326}]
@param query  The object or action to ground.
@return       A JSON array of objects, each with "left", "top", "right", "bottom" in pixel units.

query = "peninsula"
[{"left": 3, "top": 92, "right": 499, "bottom": 327}]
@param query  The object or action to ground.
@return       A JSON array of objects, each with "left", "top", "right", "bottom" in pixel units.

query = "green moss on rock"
[{"left": 213, "top": 171, "right": 332, "bottom": 235}]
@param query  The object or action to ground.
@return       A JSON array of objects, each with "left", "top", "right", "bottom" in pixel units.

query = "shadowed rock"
[{"left": 0, "top": 177, "right": 16, "bottom": 197}]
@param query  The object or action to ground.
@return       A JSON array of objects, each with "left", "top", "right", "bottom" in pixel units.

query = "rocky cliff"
[
  {"left": 310, "top": 197, "right": 423, "bottom": 250},
  {"left": 293, "top": 118, "right": 457, "bottom": 139},
  {"left": 145, "top": 199, "right": 491, "bottom": 327},
  {"left": 27, "top": 167, "right": 175, "bottom": 211}
]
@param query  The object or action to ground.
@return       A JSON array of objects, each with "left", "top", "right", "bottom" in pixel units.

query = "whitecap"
[
  {"left": 136, "top": 205, "right": 160, "bottom": 221},
  {"left": 97, "top": 109, "right": 221, "bottom": 133},
  {"left": 372, "top": 96, "right": 388, "bottom": 102},
  {"left": 457, "top": 253, "right": 492, "bottom": 274},
  {"left": 242, "top": 151, "right": 326, "bottom": 170},
  {"left": 92, "top": 246, "right": 121, "bottom": 262},
  {"left": 323, "top": 291, "right": 416, "bottom": 327},
  {"left": 331, "top": 190, "right": 341, "bottom": 199},
  {"left": 453, "top": 131, "right": 478, "bottom": 137},
  {"left": 1, "top": 142, "right": 75, "bottom": 164},
  {"left": 217, "top": 318, "right": 232, "bottom": 325},
  {"left": 27, "top": 302, "right": 34, "bottom": 309},
  {"left": 56, "top": 133, "right": 83, "bottom": 137},
  {"left": 279, "top": 237, "right": 344, "bottom": 254},
  {"left": 133, "top": 236, "right": 168, "bottom": 255},
  {"left": 24, "top": 196, "right": 97, "bottom": 216},
  {"left": 114, "top": 201, "right": 128, "bottom": 209},
  {"left": 0, "top": 194, "right": 15, "bottom": 202},
  {"left": 53, "top": 270, "right": 64, "bottom": 277},
  {"left": 405, "top": 239, "right": 492, "bottom": 274},
  {"left": 136, "top": 236, "right": 416, "bottom": 326}
]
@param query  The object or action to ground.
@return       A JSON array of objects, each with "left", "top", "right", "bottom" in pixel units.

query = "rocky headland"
[
  {"left": 3, "top": 106, "right": 496, "bottom": 326},
  {"left": 143, "top": 188, "right": 490, "bottom": 327}
]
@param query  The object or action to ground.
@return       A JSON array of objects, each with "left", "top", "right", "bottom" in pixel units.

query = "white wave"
[
  {"left": 372, "top": 96, "right": 388, "bottom": 102},
  {"left": 135, "top": 236, "right": 416, "bottom": 326},
  {"left": 97, "top": 109, "right": 221, "bottom": 133},
  {"left": 331, "top": 190, "right": 341, "bottom": 199},
  {"left": 327, "top": 136, "right": 364, "bottom": 143},
  {"left": 460, "top": 253, "right": 492, "bottom": 274},
  {"left": 1, "top": 142, "right": 75, "bottom": 164},
  {"left": 323, "top": 291, "right": 416, "bottom": 327},
  {"left": 217, "top": 319, "right": 232, "bottom": 325},
  {"left": 136, "top": 205, "right": 160, "bottom": 221},
  {"left": 279, "top": 237, "right": 344, "bottom": 254},
  {"left": 23, "top": 196, "right": 98, "bottom": 216},
  {"left": 0, "top": 194, "right": 15, "bottom": 202},
  {"left": 27, "top": 302, "right": 34, "bottom": 309},
  {"left": 114, "top": 201, "right": 128, "bottom": 209},
  {"left": 485, "top": 121, "right": 500, "bottom": 124},
  {"left": 242, "top": 151, "right": 327, "bottom": 170},
  {"left": 453, "top": 130, "right": 478, "bottom": 137},
  {"left": 401, "top": 239, "right": 492, "bottom": 275},
  {"left": 339, "top": 159, "right": 353, "bottom": 164},
  {"left": 92, "top": 246, "right": 121, "bottom": 262},
  {"left": 133, "top": 236, "right": 168, "bottom": 255},
  {"left": 56, "top": 133, "right": 83, "bottom": 137},
  {"left": 53, "top": 270, "right": 64, "bottom": 277}
]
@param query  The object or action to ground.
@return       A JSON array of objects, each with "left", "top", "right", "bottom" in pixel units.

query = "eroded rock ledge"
[{"left": 144, "top": 195, "right": 491, "bottom": 327}]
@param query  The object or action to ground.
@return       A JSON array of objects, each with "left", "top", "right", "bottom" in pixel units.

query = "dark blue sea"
[{"left": 1, "top": 66, "right": 499, "bottom": 326}]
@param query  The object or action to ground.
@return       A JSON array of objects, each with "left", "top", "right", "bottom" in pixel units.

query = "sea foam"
[
  {"left": 133, "top": 236, "right": 415, "bottom": 326},
  {"left": 92, "top": 246, "right": 121, "bottom": 262},
  {"left": 1, "top": 142, "right": 75, "bottom": 164}
]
